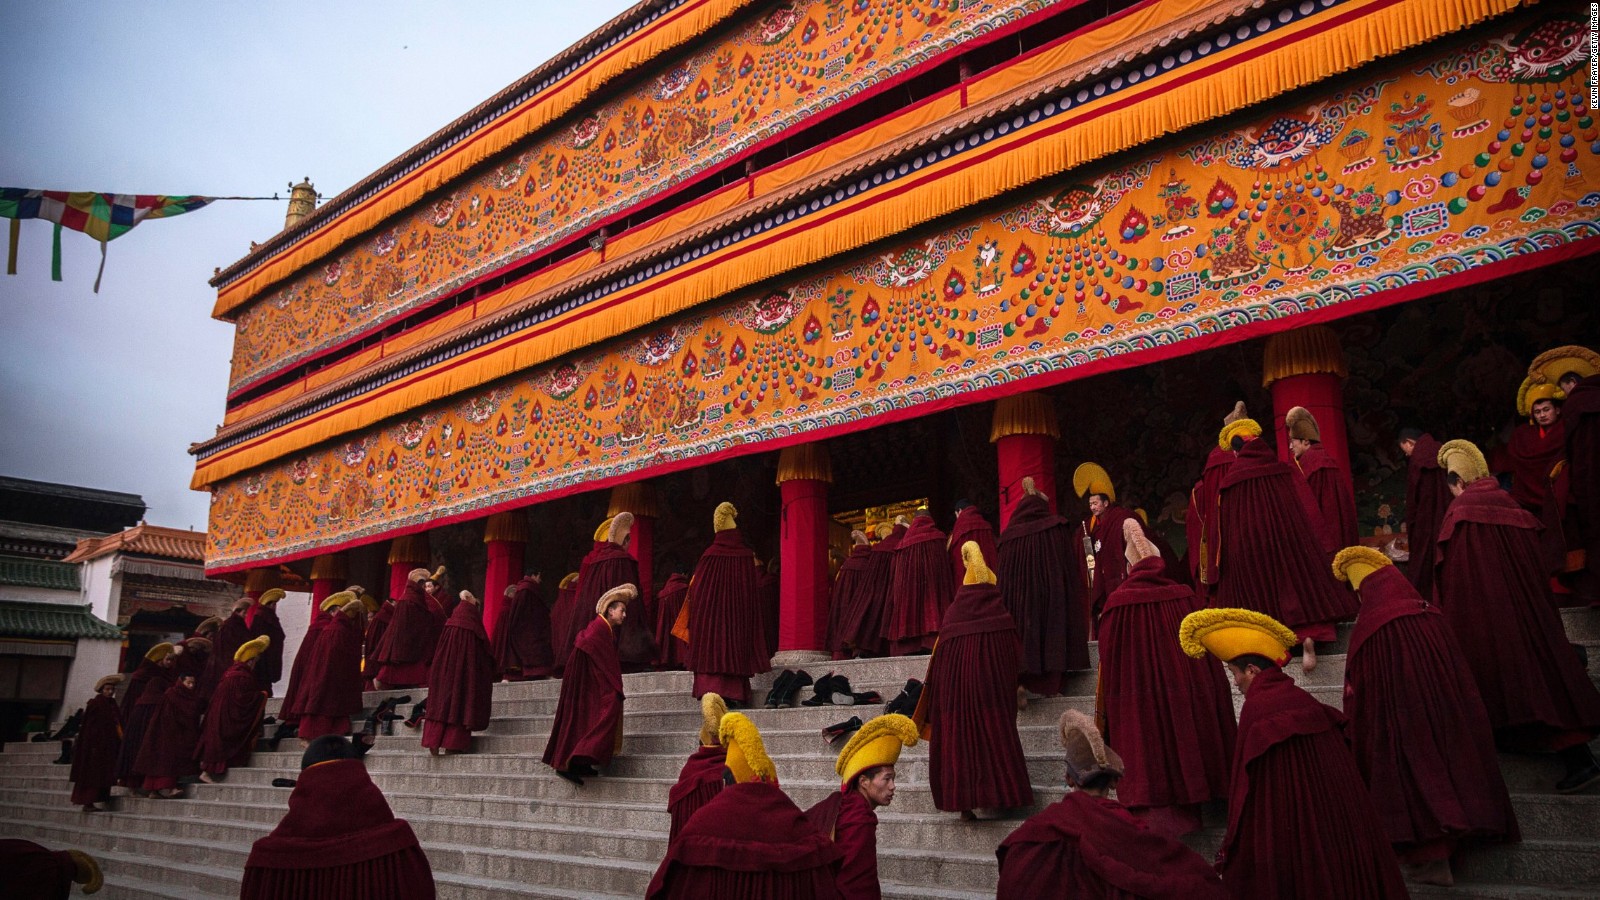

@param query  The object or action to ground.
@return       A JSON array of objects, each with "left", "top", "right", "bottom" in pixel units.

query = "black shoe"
[
  {"left": 851, "top": 690, "right": 882, "bottom": 705},
  {"left": 801, "top": 673, "right": 838, "bottom": 706},
  {"left": 822, "top": 716, "right": 862, "bottom": 744},
  {"left": 555, "top": 769, "right": 585, "bottom": 787},
  {"left": 886, "top": 679, "right": 923, "bottom": 717},
  {"left": 780, "top": 670, "right": 813, "bottom": 708},
  {"left": 830, "top": 675, "right": 856, "bottom": 706},
  {"left": 1557, "top": 763, "right": 1600, "bottom": 794},
  {"left": 571, "top": 762, "right": 599, "bottom": 779},
  {"left": 764, "top": 670, "right": 794, "bottom": 709}
]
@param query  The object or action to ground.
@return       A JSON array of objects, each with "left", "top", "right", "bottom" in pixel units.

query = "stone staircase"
[{"left": 1, "top": 607, "right": 1598, "bottom": 899}]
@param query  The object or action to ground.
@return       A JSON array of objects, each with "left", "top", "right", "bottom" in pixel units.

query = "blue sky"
[{"left": 0, "top": 1, "right": 636, "bottom": 529}]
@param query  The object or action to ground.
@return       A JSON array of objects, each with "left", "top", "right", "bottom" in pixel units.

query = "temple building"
[{"left": 190, "top": 0, "right": 1598, "bottom": 657}]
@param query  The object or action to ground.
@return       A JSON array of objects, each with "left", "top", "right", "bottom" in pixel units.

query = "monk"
[
  {"left": 1434, "top": 439, "right": 1600, "bottom": 793},
  {"left": 1191, "top": 404, "right": 1250, "bottom": 594},
  {"left": 1399, "top": 428, "right": 1448, "bottom": 596},
  {"left": 885, "top": 509, "right": 951, "bottom": 655},
  {"left": 372, "top": 566, "right": 447, "bottom": 689},
  {"left": 681, "top": 503, "right": 768, "bottom": 704},
  {"left": 918, "top": 542, "right": 1033, "bottom": 818},
  {"left": 563, "top": 519, "right": 615, "bottom": 657},
  {"left": 758, "top": 558, "right": 781, "bottom": 661},
  {"left": 1097, "top": 519, "right": 1234, "bottom": 837},
  {"left": 362, "top": 587, "right": 392, "bottom": 690},
  {"left": 668, "top": 693, "right": 729, "bottom": 846},
  {"left": 576, "top": 513, "right": 658, "bottom": 672},
  {"left": 69, "top": 674, "right": 122, "bottom": 812},
  {"left": 1530, "top": 345, "right": 1600, "bottom": 599},
  {"left": 423, "top": 590, "right": 494, "bottom": 755},
  {"left": 491, "top": 573, "right": 554, "bottom": 681},
  {"left": 646, "top": 713, "right": 841, "bottom": 899},
  {"left": 241, "top": 735, "right": 435, "bottom": 899},
  {"left": 947, "top": 501, "right": 998, "bottom": 588},
  {"left": 827, "top": 532, "right": 872, "bottom": 659},
  {"left": 805, "top": 714, "right": 919, "bottom": 900},
  {"left": 197, "top": 635, "right": 271, "bottom": 783},
  {"left": 997, "top": 477, "right": 1088, "bottom": 696},
  {"left": 0, "top": 840, "right": 102, "bottom": 898},
  {"left": 1286, "top": 407, "right": 1357, "bottom": 550},
  {"left": 1179, "top": 607, "right": 1409, "bottom": 898},
  {"left": 1334, "top": 546, "right": 1518, "bottom": 887},
  {"left": 653, "top": 571, "right": 690, "bottom": 669},
  {"left": 280, "top": 592, "right": 346, "bottom": 729},
  {"left": 249, "top": 588, "right": 288, "bottom": 695},
  {"left": 1075, "top": 462, "right": 1145, "bottom": 622},
  {"left": 297, "top": 592, "right": 367, "bottom": 742},
  {"left": 1507, "top": 376, "right": 1566, "bottom": 513},
  {"left": 996, "top": 710, "right": 1225, "bottom": 900},
  {"left": 205, "top": 597, "right": 255, "bottom": 701},
  {"left": 135, "top": 672, "right": 205, "bottom": 797},
  {"left": 544, "top": 584, "right": 634, "bottom": 785},
  {"left": 550, "top": 572, "right": 581, "bottom": 674},
  {"left": 1213, "top": 420, "right": 1355, "bottom": 672},
  {"left": 838, "top": 519, "right": 904, "bottom": 659},
  {"left": 115, "top": 642, "right": 179, "bottom": 790}
]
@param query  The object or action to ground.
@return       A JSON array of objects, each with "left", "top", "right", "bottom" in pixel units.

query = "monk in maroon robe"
[
  {"left": 1400, "top": 430, "right": 1448, "bottom": 596},
  {"left": 0, "top": 840, "right": 102, "bottom": 898},
  {"left": 668, "top": 693, "right": 729, "bottom": 847},
  {"left": 836, "top": 520, "right": 904, "bottom": 659},
  {"left": 544, "top": 584, "right": 633, "bottom": 784},
  {"left": 917, "top": 542, "right": 1033, "bottom": 817},
  {"left": 250, "top": 589, "right": 288, "bottom": 695},
  {"left": 550, "top": 572, "right": 581, "bottom": 674},
  {"left": 372, "top": 567, "right": 446, "bottom": 689},
  {"left": 1335, "top": 547, "right": 1518, "bottom": 886},
  {"left": 682, "top": 503, "right": 769, "bottom": 704},
  {"left": 654, "top": 572, "right": 690, "bottom": 669},
  {"left": 491, "top": 574, "right": 554, "bottom": 681},
  {"left": 205, "top": 598, "right": 254, "bottom": 700},
  {"left": 885, "top": 512, "right": 951, "bottom": 655},
  {"left": 69, "top": 675, "right": 122, "bottom": 811},
  {"left": 135, "top": 673, "right": 204, "bottom": 796},
  {"left": 647, "top": 713, "right": 841, "bottom": 899},
  {"left": 116, "top": 642, "right": 178, "bottom": 789},
  {"left": 997, "top": 710, "right": 1225, "bottom": 900},
  {"left": 576, "top": 513, "right": 658, "bottom": 671},
  {"left": 1076, "top": 461, "right": 1144, "bottom": 622},
  {"left": 1561, "top": 374, "right": 1600, "bottom": 599},
  {"left": 947, "top": 502, "right": 998, "bottom": 587},
  {"left": 1214, "top": 435, "right": 1355, "bottom": 670},
  {"left": 241, "top": 737, "right": 434, "bottom": 899},
  {"left": 759, "top": 559, "right": 781, "bottom": 660},
  {"left": 297, "top": 594, "right": 367, "bottom": 742},
  {"left": 362, "top": 590, "right": 391, "bottom": 691},
  {"left": 563, "top": 523, "right": 614, "bottom": 656},
  {"left": 997, "top": 479, "right": 1089, "bottom": 695},
  {"left": 197, "top": 636, "right": 271, "bottom": 782},
  {"left": 281, "top": 597, "right": 341, "bottom": 727},
  {"left": 1434, "top": 439, "right": 1600, "bottom": 792},
  {"left": 1287, "top": 407, "right": 1358, "bottom": 550},
  {"left": 804, "top": 714, "right": 918, "bottom": 900},
  {"left": 1098, "top": 521, "right": 1234, "bottom": 837},
  {"left": 1507, "top": 379, "right": 1565, "bottom": 513},
  {"left": 1191, "top": 404, "right": 1250, "bottom": 593},
  {"left": 828, "top": 534, "right": 872, "bottom": 659},
  {"left": 422, "top": 591, "right": 494, "bottom": 754}
]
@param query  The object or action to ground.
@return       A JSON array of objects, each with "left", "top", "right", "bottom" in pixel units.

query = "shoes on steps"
[
  {"left": 885, "top": 679, "right": 923, "bottom": 717},
  {"left": 822, "top": 716, "right": 863, "bottom": 744},
  {"left": 1557, "top": 763, "right": 1600, "bottom": 794},
  {"left": 778, "top": 670, "right": 813, "bottom": 708},
  {"left": 801, "top": 673, "right": 838, "bottom": 706},
  {"left": 764, "top": 670, "right": 795, "bottom": 709},
  {"left": 850, "top": 690, "right": 882, "bottom": 705}
]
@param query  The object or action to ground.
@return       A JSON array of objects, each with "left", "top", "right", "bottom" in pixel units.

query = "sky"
[{"left": 0, "top": 1, "right": 637, "bottom": 530}]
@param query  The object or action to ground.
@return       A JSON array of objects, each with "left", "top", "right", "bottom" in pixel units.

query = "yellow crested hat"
[
  {"left": 1059, "top": 708, "right": 1123, "bottom": 785},
  {"left": 1286, "top": 406, "right": 1320, "bottom": 442},
  {"left": 1219, "top": 418, "right": 1263, "bottom": 450},
  {"left": 1073, "top": 462, "right": 1115, "bottom": 501},
  {"left": 720, "top": 712, "right": 776, "bottom": 784},
  {"left": 559, "top": 572, "right": 580, "bottom": 591},
  {"left": 699, "top": 693, "right": 727, "bottom": 747},
  {"left": 961, "top": 540, "right": 996, "bottom": 586},
  {"left": 407, "top": 567, "right": 431, "bottom": 584},
  {"left": 873, "top": 522, "right": 894, "bottom": 540},
  {"left": 1222, "top": 400, "right": 1249, "bottom": 426},
  {"left": 1021, "top": 475, "right": 1048, "bottom": 501},
  {"left": 257, "top": 588, "right": 286, "bottom": 607},
  {"left": 1179, "top": 607, "right": 1297, "bottom": 666},
  {"left": 1438, "top": 439, "right": 1490, "bottom": 484},
  {"left": 1530, "top": 344, "right": 1600, "bottom": 385},
  {"left": 355, "top": 586, "right": 381, "bottom": 613},
  {"left": 1122, "top": 517, "right": 1159, "bottom": 566},
  {"left": 144, "top": 642, "right": 176, "bottom": 663},
  {"left": 321, "top": 590, "right": 357, "bottom": 612},
  {"left": 1517, "top": 376, "right": 1565, "bottom": 417},
  {"left": 234, "top": 635, "right": 271, "bottom": 663},
  {"left": 835, "top": 714, "right": 918, "bottom": 788},
  {"left": 714, "top": 502, "right": 738, "bottom": 532},
  {"left": 94, "top": 674, "right": 123, "bottom": 693},
  {"left": 593, "top": 516, "right": 615, "bottom": 541},
  {"left": 68, "top": 849, "right": 103, "bottom": 894},
  {"left": 194, "top": 615, "right": 224, "bottom": 635},
  {"left": 595, "top": 583, "right": 637, "bottom": 617},
  {"left": 607, "top": 511, "right": 634, "bottom": 546},
  {"left": 1331, "top": 545, "right": 1393, "bottom": 591}
]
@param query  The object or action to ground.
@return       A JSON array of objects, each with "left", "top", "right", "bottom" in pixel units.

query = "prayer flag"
[{"left": 0, "top": 188, "right": 214, "bottom": 292}]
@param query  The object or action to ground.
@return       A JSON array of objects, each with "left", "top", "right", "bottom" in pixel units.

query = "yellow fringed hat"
[
  {"left": 234, "top": 635, "right": 271, "bottom": 663},
  {"left": 961, "top": 541, "right": 996, "bottom": 586},
  {"left": 593, "top": 516, "right": 615, "bottom": 541},
  {"left": 94, "top": 674, "right": 123, "bottom": 693},
  {"left": 873, "top": 522, "right": 894, "bottom": 540},
  {"left": 321, "top": 590, "right": 356, "bottom": 612},
  {"left": 835, "top": 714, "right": 918, "bottom": 788},
  {"left": 559, "top": 572, "right": 580, "bottom": 591},
  {"left": 595, "top": 583, "right": 637, "bottom": 617},
  {"left": 1517, "top": 376, "right": 1565, "bottom": 417},
  {"left": 1122, "top": 517, "right": 1159, "bottom": 566},
  {"left": 1529, "top": 344, "right": 1600, "bottom": 385},
  {"left": 353, "top": 586, "right": 380, "bottom": 613},
  {"left": 68, "top": 849, "right": 103, "bottom": 894},
  {"left": 1286, "top": 406, "right": 1320, "bottom": 442},
  {"left": 1022, "top": 475, "right": 1047, "bottom": 500},
  {"left": 1073, "top": 462, "right": 1116, "bottom": 501},
  {"left": 1059, "top": 709, "right": 1123, "bottom": 785},
  {"left": 459, "top": 589, "right": 480, "bottom": 606},
  {"left": 1222, "top": 400, "right": 1249, "bottom": 426},
  {"left": 1219, "top": 418, "right": 1263, "bottom": 450},
  {"left": 608, "top": 511, "right": 634, "bottom": 546},
  {"left": 1331, "top": 545, "right": 1393, "bottom": 591},
  {"left": 194, "top": 615, "right": 223, "bottom": 635},
  {"left": 698, "top": 693, "right": 727, "bottom": 747},
  {"left": 1438, "top": 439, "right": 1490, "bottom": 484},
  {"left": 144, "top": 642, "right": 176, "bottom": 663},
  {"left": 713, "top": 502, "right": 738, "bottom": 532},
  {"left": 257, "top": 588, "right": 286, "bottom": 607},
  {"left": 1178, "top": 607, "right": 1297, "bottom": 666},
  {"left": 406, "top": 567, "right": 430, "bottom": 584},
  {"left": 719, "top": 712, "right": 776, "bottom": 784}
]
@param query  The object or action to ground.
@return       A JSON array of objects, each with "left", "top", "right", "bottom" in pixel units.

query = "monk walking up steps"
[{"left": 545, "top": 584, "right": 634, "bottom": 785}]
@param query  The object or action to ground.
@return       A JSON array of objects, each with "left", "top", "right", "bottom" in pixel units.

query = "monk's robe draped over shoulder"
[
  {"left": 69, "top": 693, "right": 121, "bottom": 806},
  {"left": 1188, "top": 446, "right": 1234, "bottom": 591},
  {"left": 646, "top": 780, "right": 842, "bottom": 900},
  {"left": 997, "top": 493, "right": 1090, "bottom": 681},
  {"left": 134, "top": 678, "right": 204, "bottom": 785},
  {"left": 804, "top": 789, "right": 881, "bottom": 900},
  {"left": 543, "top": 614, "right": 625, "bottom": 771},
  {"left": 1086, "top": 505, "right": 1140, "bottom": 619},
  {"left": 115, "top": 662, "right": 172, "bottom": 786},
  {"left": 282, "top": 609, "right": 332, "bottom": 724},
  {"left": 1404, "top": 434, "right": 1448, "bottom": 595},
  {"left": 297, "top": 614, "right": 365, "bottom": 741},
  {"left": 423, "top": 600, "right": 495, "bottom": 751},
  {"left": 491, "top": 576, "right": 554, "bottom": 680},
  {"left": 654, "top": 573, "right": 690, "bottom": 669},
  {"left": 1507, "top": 419, "right": 1564, "bottom": 512},
  {"left": 1296, "top": 444, "right": 1357, "bottom": 551},
  {"left": 250, "top": 604, "right": 287, "bottom": 694},
  {"left": 576, "top": 539, "right": 657, "bottom": 668},
  {"left": 684, "top": 528, "right": 768, "bottom": 684},
  {"left": 886, "top": 516, "right": 952, "bottom": 655},
  {"left": 196, "top": 661, "right": 268, "bottom": 774},
  {"left": 827, "top": 545, "right": 872, "bottom": 658},
  {"left": 836, "top": 525, "right": 903, "bottom": 658},
  {"left": 947, "top": 507, "right": 998, "bottom": 588},
  {"left": 372, "top": 582, "right": 445, "bottom": 687},
  {"left": 668, "top": 744, "right": 727, "bottom": 846}
]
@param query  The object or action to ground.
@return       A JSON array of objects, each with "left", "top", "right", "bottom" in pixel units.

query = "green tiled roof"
[
  {"left": 0, "top": 601, "right": 121, "bottom": 640},
  {"left": 0, "top": 556, "right": 80, "bottom": 591}
]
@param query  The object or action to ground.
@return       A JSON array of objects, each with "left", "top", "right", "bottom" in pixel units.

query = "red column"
[
  {"left": 309, "top": 553, "right": 346, "bottom": 606},
  {"left": 609, "top": 483, "right": 660, "bottom": 618},
  {"left": 776, "top": 444, "right": 833, "bottom": 658},
  {"left": 992, "top": 392, "right": 1060, "bottom": 528},
  {"left": 483, "top": 512, "right": 529, "bottom": 640},
  {"left": 387, "top": 533, "right": 431, "bottom": 600},
  {"left": 1263, "top": 325, "right": 1351, "bottom": 470}
]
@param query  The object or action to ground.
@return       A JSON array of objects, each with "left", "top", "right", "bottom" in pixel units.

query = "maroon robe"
[
  {"left": 576, "top": 539, "right": 657, "bottom": 670},
  {"left": 206, "top": 613, "right": 252, "bottom": 699},
  {"left": 759, "top": 568, "right": 781, "bottom": 660},
  {"left": 668, "top": 744, "right": 728, "bottom": 846},
  {"left": 135, "top": 678, "right": 205, "bottom": 788},
  {"left": 196, "top": 661, "right": 268, "bottom": 775},
  {"left": 115, "top": 662, "right": 173, "bottom": 787},
  {"left": 804, "top": 789, "right": 880, "bottom": 900},
  {"left": 885, "top": 515, "right": 952, "bottom": 655},
  {"left": 948, "top": 507, "right": 999, "bottom": 587},
  {"left": 1507, "top": 419, "right": 1565, "bottom": 513},
  {"left": 491, "top": 576, "right": 554, "bottom": 680},
  {"left": 1344, "top": 566, "right": 1518, "bottom": 858},
  {"left": 827, "top": 546, "right": 872, "bottom": 658},
  {"left": 543, "top": 614, "right": 624, "bottom": 771},
  {"left": 685, "top": 528, "right": 768, "bottom": 701},
  {"left": 281, "top": 610, "right": 332, "bottom": 724},
  {"left": 1188, "top": 446, "right": 1234, "bottom": 591},
  {"left": 363, "top": 601, "right": 393, "bottom": 690},
  {"left": 1296, "top": 443, "right": 1358, "bottom": 550},
  {"left": 241, "top": 758, "right": 435, "bottom": 899},
  {"left": 69, "top": 694, "right": 121, "bottom": 806},
  {"left": 921, "top": 581, "right": 1033, "bottom": 812},
  {"left": 996, "top": 791, "right": 1226, "bottom": 900},
  {"left": 997, "top": 494, "right": 1091, "bottom": 690},
  {"left": 297, "top": 614, "right": 366, "bottom": 741},
  {"left": 1098, "top": 557, "right": 1234, "bottom": 823},
  {"left": 562, "top": 540, "right": 608, "bottom": 657},
  {"left": 1214, "top": 439, "right": 1355, "bottom": 642},
  {"left": 836, "top": 525, "right": 904, "bottom": 659},
  {"left": 422, "top": 601, "right": 494, "bottom": 752},
  {"left": 1558, "top": 376, "right": 1600, "bottom": 591},
  {"left": 654, "top": 573, "right": 690, "bottom": 669},
  {"left": 1434, "top": 478, "right": 1600, "bottom": 749},
  {"left": 646, "top": 780, "right": 842, "bottom": 900},
  {"left": 551, "top": 578, "right": 581, "bottom": 673},
  {"left": 1403, "top": 434, "right": 1448, "bottom": 596},
  {"left": 1087, "top": 505, "right": 1141, "bottom": 620},
  {"left": 0, "top": 839, "right": 88, "bottom": 900},
  {"left": 250, "top": 604, "right": 287, "bottom": 695},
  {"left": 372, "top": 583, "right": 446, "bottom": 688}
]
